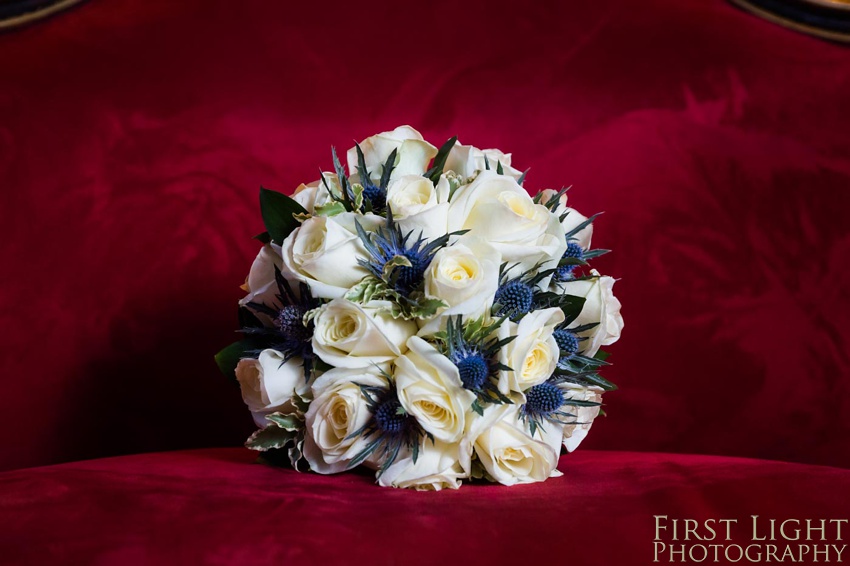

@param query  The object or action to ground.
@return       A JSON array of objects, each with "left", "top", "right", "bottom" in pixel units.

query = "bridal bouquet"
[{"left": 216, "top": 126, "right": 624, "bottom": 490}]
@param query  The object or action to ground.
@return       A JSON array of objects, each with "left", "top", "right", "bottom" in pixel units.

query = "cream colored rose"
[
  {"left": 386, "top": 174, "right": 449, "bottom": 241},
  {"left": 497, "top": 307, "right": 565, "bottom": 396},
  {"left": 291, "top": 176, "right": 333, "bottom": 214},
  {"left": 558, "top": 384, "right": 603, "bottom": 453},
  {"left": 444, "top": 142, "right": 523, "bottom": 181},
  {"left": 238, "top": 243, "right": 283, "bottom": 316},
  {"left": 377, "top": 439, "right": 470, "bottom": 491},
  {"left": 447, "top": 172, "right": 566, "bottom": 274},
  {"left": 394, "top": 336, "right": 476, "bottom": 443},
  {"left": 418, "top": 238, "right": 501, "bottom": 335},
  {"left": 462, "top": 405, "right": 562, "bottom": 486},
  {"left": 235, "top": 349, "right": 308, "bottom": 428},
  {"left": 303, "top": 367, "right": 386, "bottom": 474},
  {"left": 557, "top": 271, "right": 624, "bottom": 356},
  {"left": 312, "top": 299, "right": 417, "bottom": 369},
  {"left": 538, "top": 188, "right": 593, "bottom": 250},
  {"left": 280, "top": 215, "right": 369, "bottom": 299},
  {"left": 346, "top": 126, "right": 438, "bottom": 183}
]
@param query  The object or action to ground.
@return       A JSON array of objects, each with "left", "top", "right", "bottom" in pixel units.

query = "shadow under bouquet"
[{"left": 216, "top": 126, "right": 624, "bottom": 490}]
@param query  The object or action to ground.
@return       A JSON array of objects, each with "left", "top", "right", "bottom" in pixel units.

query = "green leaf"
[
  {"left": 560, "top": 294, "right": 586, "bottom": 325},
  {"left": 245, "top": 425, "right": 298, "bottom": 452},
  {"left": 471, "top": 400, "right": 484, "bottom": 416},
  {"left": 264, "top": 412, "right": 303, "bottom": 431},
  {"left": 594, "top": 349, "right": 611, "bottom": 362},
  {"left": 517, "top": 168, "right": 529, "bottom": 186},
  {"left": 424, "top": 136, "right": 458, "bottom": 185},
  {"left": 214, "top": 339, "right": 257, "bottom": 382},
  {"left": 313, "top": 200, "right": 346, "bottom": 217},
  {"left": 496, "top": 160, "right": 504, "bottom": 175},
  {"left": 253, "top": 231, "right": 271, "bottom": 244},
  {"left": 382, "top": 254, "right": 413, "bottom": 281},
  {"left": 564, "top": 212, "right": 601, "bottom": 239},
  {"left": 259, "top": 187, "right": 308, "bottom": 244}
]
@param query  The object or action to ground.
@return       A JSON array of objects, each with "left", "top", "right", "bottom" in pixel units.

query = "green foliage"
[
  {"left": 424, "top": 136, "right": 457, "bottom": 184},
  {"left": 259, "top": 187, "right": 308, "bottom": 244},
  {"left": 345, "top": 276, "right": 446, "bottom": 320},
  {"left": 214, "top": 339, "right": 259, "bottom": 382}
]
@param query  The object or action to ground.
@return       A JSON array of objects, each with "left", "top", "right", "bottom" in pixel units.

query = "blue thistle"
[
  {"left": 241, "top": 266, "right": 321, "bottom": 378},
  {"left": 521, "top": 379, "right": 601, "bottom": 437},
  {"left": 553, "top": 328, "right": 580, "bottom": 361},
  {"left": 437, "top": 316, "right": 515, "bottom": 412},
  {"left": 493, "top": 280, "right": 534, "bottom": 318},
  {"left": 492, "top": 262, "right": 558, "bottom": 321},
  {"left": 553, "top": 241, "right": 585, "bottom": 282},
  {"left": 353, "top": 142, "right": 397, "bottom": 214},
  {"left": 524, "top": 382, "right": 565, "bottom": 419},
  {"left": 355, "top": 209, "right": 461, "bottom": 296},
  {"left": 346, "top": 378, "right": 432, "bottom": 476}
]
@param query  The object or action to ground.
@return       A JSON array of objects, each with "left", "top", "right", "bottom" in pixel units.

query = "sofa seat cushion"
[{"left": 1, "top": 448, "right": 849, "bottom": 565}]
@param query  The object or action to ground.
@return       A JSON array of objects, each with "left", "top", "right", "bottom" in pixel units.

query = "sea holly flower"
[
  {"left": 520, "top": 380, "right": 601, "bottom": 438},
  {"left": 242, "top": 265, "right": 321, "bottom": 376},
  {"left": 431, "top": 315, "right": 516, "bottom": 414},
  {"left": 355, "top": 208, "right": 458, "bottom": 296},
  {"left": 343, "top": 370, "right": 434, "bottom": 476}
]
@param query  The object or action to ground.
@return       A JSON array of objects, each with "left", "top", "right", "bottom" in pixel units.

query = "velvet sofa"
[{"left": 1, "top": 0, "right": 849, "bottom": 564}]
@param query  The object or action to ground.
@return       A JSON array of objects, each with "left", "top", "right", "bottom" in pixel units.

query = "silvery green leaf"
[
  {"left": 264, "top": 412, "right": 302, "bottom": 431},
  {"left": 245, "top": 426, "right": 297, "bottom": 452}
]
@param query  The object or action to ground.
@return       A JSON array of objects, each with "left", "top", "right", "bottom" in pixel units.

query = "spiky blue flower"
[
  {"left": 374, "top": 397, "right": 407, "bottom": 435},
  {"left": 553, "top": 328, "right": 580, "bottom": 360},
  {"left": 554, "top": 241, "right": 585, "bottom": 282},
  {"left": 436, "top": 316, "right": 515, "bottom": 411},
  {"left": 347, "top": 378, "right": 431, "bottom": 476},
  {"left": 455, "top": 352, "right": 489, "bottom": 390},
  {"left": 355, "top": 210, "right": 458, "bottom": 296},
  {"left": 242, "top": 266, "right": 320, "bottom": 371},
  {"left": 520, "top": 379, "right": 602, "bottom": 437},
  {"left": 493, "top": 280, "right": 534, "bottom": 317},
  {"left": 523, "top": 382, "right": 565, "bottom": 418},
  {"left": 362, "top": 182, "right": 386, "bottom": 213}
]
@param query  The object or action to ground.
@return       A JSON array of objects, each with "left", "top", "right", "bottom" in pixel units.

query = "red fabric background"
[
  {"left": 2, "top": 448, "right": 849, "bottom": 565},
  {"left": 1, "top": 0, "right": 849, "bottom": 472}
]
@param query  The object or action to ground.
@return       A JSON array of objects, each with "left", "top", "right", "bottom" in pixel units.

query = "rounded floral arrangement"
[{"left": 216, "top": 126, "right": 624, "bottom": 490}]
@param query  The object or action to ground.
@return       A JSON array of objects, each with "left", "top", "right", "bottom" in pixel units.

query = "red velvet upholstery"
[
  {"left": 3, "top": 0, "right": 850, "bottom": 473},
  {"left": 0, "top": 449, "right": 848, "bottom": 565},
  {"left": 2, "top": 0, "right": 850, "bottom": 487}
]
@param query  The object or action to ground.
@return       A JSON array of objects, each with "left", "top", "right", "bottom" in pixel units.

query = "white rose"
[
  {"left": 385, "top": 174, "right": 450, "bottom": 241},
  {"left": 444, "top": 142, "right": 523, "bottom": 181},
  {"left": 447, "top": 171, "right": 566, "bottom": 274},
  {"left": 346, "top": 126, "right": 438, "bottom": 183},
  {"left": 235, "top": 349, "right": 308, "bottom": 428},
  {"left": 558, "top": 271, "right": 624, "bottom": 356},
  {"left": 394, "top": 336, "right": 476, "bottom": 443},
  {"left": 377, "top": 439, "right": 469, "bottom": 491},
  {"left": 418, "top": 238, "right": 501, "bottom": 335},
  {"left": 538, "top": 188, "right": 593, "bottom": 250},
  {"left": 558, "top": 384, "right": 603, "bottom": 453},
  {"left": 238, "top": 243, "right": 283, "bottom": 315},
  {"left": 280, "top": 214, "right": 369, "bottom": 299},
  {"left": 303, "top": 367, "right": 386, "bottom": 474},
  {"left": 291, "top": 176, "right": 333, "bottom": 214},
  {"left": 462, "top": 405, "right": 562, "bottom": 486},
  {"left": 312, "top": 299, "right": 417, "bottom": 368},
  {"left": 497, "top": 307, "right": 565, "bottom": 396}
]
